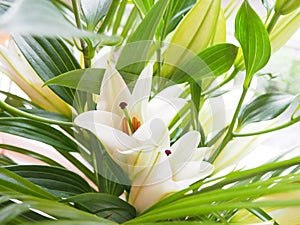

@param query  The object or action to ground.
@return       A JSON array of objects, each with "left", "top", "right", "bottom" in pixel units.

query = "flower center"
[
  {"left": 165, "top": 149, "right": 172, "bottom": 156},
  {"left": 120, "top": 102, "right": 141, "bottom": 135}
]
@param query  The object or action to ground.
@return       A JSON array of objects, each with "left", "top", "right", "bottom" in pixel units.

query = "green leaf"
[
  {"left": 117, "top": 0, "right": 169, "bottom": 78},
  {"left": 45, "top": 68, "right": 105, "bottom": 95},
  {"left": 171, "top": 43, "right": 238, "bottom": 83},
  {"left": 0, "top": 0, "right": 121, "bottom": 44},
  {"left": 19, "top": 108, "right": 70, "bottom": 122},
  {"left": 5, "top": 165, "right": 93, "bottom": 198},
  {"left": 81, "top": 0, "right": 112, "bottom": 31},
  {"left": 0, "top": 118, "right": 78, "bottom": 152},
  {"left": 13, "top": 35, "right": 80, "bottom": 106},
  {"left": 0, "top": 167, "right": 56, "bottom": 199},
  {"left": 75, "top": 129, "right": 130, "bottom": 196},
  {"left": 161, "top": 0, "right": 221, "bottom": 78},
  {"left": 0, "top": 144, "right": 63, "bottom": 167},
  {"left": 235, "top": 1, "right": 271, "bottom": 85},
  {"left": 0, "top": 203, "right": 30, "bottom": 224},
  {"left": 64, "top": 193, "right": 136, "bottom": 223},
  {"left": 0, "top": 154, "right": 16, "bottom": 166},
  {"left": 21, "top": 221, "right": 111, "bottom": 225},
  {"left": 238, "top": 92, "right": 294, "bottom": 128},
  {"left": 164, "top": 0, "right": 196, "bottom": 36},
  {"left": 132, "top": 0, "right": 154, "bottom": 16},
  {"left": 0, "top": 194, "right": 117, "bottom": 224}
]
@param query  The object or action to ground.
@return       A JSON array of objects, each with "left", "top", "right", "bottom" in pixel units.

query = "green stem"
[
  {"left": 267, "top": 12, "right": 281, "bottom": 33},
  {"left": 98, "top": 0, "right": 119, "bottom": 33},
  {"left": 233, "top": 116, "right": 300, "bottom": 137},
  {"left": 203, "top": 68, "right": 239, "bottom": 96},
  {"left": 208, "top": 87, "right": 248, "bottom": 163},
  {"left": 0, "top": 100, "right": 74, "bottom": 127}
]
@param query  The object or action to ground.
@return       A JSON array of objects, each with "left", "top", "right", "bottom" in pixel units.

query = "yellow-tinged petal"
[
  {"left": 0, "top": 42, "right": 71, "bottom": 116},
  {"left": 161, "top": 0, "right": 221, "bottom": 78}
]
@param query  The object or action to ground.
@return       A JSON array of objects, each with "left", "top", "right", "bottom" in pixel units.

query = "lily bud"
[{"left": 275, "top": 0, "right": 300, "bottom": 15}]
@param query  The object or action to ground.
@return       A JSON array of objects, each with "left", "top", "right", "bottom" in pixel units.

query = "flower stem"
[
  {"left": 0, "top": 100, "right": 74, "bottom": 127},
  {"left": 267, "top": 12, "right": 281, "bottom": 34},
  {"left": 208, "top": 87, "right": 248, "bottom": 163},
  {"left": 203, "top": 68, "right": 239, "bottom": 96},
  {"left": 233, "top": 116, "right": 300, "bottom": 137}
]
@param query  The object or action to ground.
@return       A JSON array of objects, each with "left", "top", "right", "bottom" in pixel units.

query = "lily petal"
[
  {"left": 173, "top": 161, "right": 214, "bottom": 184},
  {"left": 148, "top": 97, "right": 186, "bottom": 126},
  {"left": 97, "top": 63, "right": 131, "bottom": 117},
  {"left": 74, "top": 112, "right": 138, "bottom": 155},
  {"left": 169, "top": 131, "right": 200, "bottom": 174},
  {"left": 129, "top": 64, "right": 153, "bottom": 122}
]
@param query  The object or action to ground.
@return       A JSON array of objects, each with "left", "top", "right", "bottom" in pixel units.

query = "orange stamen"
[
  {"left": 122, "top": 118, "right": 130, "bottom": 135},
  {"left": 132, "top": 117, "right": 141, "bottom": 132}
]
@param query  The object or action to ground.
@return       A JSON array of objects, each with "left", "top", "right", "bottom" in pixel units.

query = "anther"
[{"left": 165, "top": 149, "right": 172, "bottom": 156}]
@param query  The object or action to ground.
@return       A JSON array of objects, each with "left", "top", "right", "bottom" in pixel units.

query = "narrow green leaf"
[
  {"left": 0, "top": 168, "right": 56, "bottom": 199},
  {"left": 235, "top": 1, "right": 271, "bottom": 83},
  {"left": 0, "top": 203, "right": 30, "bottom": 224},
  {"left": 45, "top": 68, "right": 105, "bottom": 94},
  {"left": 5, "top": 165, "right": 93, "bottom": 198},
  {"left": 117, "top": 0, "right": 169, "bottom": 78},
  {"left": 0, "top": 154, "right": 16, "bottom": 166},
  {"left": 21, "top": 221, "right": 109, "bottom": 225},
  {"left": 0, "top": 144, "right": 63, "bottom": 167},
  {"left": 0, "top": 0, "right": 121, "bottom": 44},
  {"left": 75, "top": 129, "right": 130, "bottom": 196},
  {"left": 81, "top": 0, "right": 112, "bottom": 31},
  {"left": 13, "top": 35, "right": 80, "bottom": 106},
  {"left": 171, "top": 43, "right": 238, "bottom": 83},
  {"left": 0, "top": 118, "right": 78, "bottom": 152},
  {"left": 64, "top": 193, "right": 136, "bottom": 223},
  {"left": 238, "top": 92, "right": 294, "bottom": 128},
  {"left": 164, "top": 0, "right": 196, "bottom": 35}
]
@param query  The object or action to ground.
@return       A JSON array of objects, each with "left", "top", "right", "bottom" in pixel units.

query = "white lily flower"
[
  {"left": 128, "top": 121, "right": 214, "bottom": 213},
  {"left": 75, "top": 64, "right": 214, "bottom": 212},
  {"left": 75, "top": 63, "right": 186, "bottom": 157}
]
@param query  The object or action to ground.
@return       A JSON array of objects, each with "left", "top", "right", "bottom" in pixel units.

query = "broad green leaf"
[
  {"left": 0, "top": 144, "right": 63, "bottom": 167},
  {"left": 275, "top": 0, "right": 300, "bottom": 15},
  {"left": 5, "top": 165, "right": 93, "bottom": 198},
  {"left": 45, "top": 68, "right": 105, "bottom": 94},
  {"left": 161, "top": 0, "right": 221, "bottom": 78},
  {"left": 81, "top": 0, "right": 112, "bottom": 31},
  {"left": 171, "top": 43, "right": 238, "bottom": 83},
  {"left": 0, "top": 118, "right": 78, "bottom": 152},
  {"left": 117, "top": 0, "right": 169, "bottom": 78},
  {"left": 238, "top": 93, "right": 294, "bottom": 128},
  {"left": 0, "top": 168, "right": 56, "bottom": 199},
  {"left": 64, "top": 193, "right": 136, "bottom": 223},
  {"left": 0, "top": 0, "right": 121, "bottom": 44},
  {"left": 13, "top": 35, "right": 80, "bottom": 106},
  {"left": 235, "top": 1, "right": 271, "bottom": 85}
]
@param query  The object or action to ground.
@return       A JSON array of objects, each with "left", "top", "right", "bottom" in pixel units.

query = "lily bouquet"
[{"left": 0, "top": 0, "right": 300, "bottom": 224}]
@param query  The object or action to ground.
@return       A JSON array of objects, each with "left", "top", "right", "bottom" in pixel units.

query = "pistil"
[{"left": 119, "top": 102, "right": 134, "bottom": 134}]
